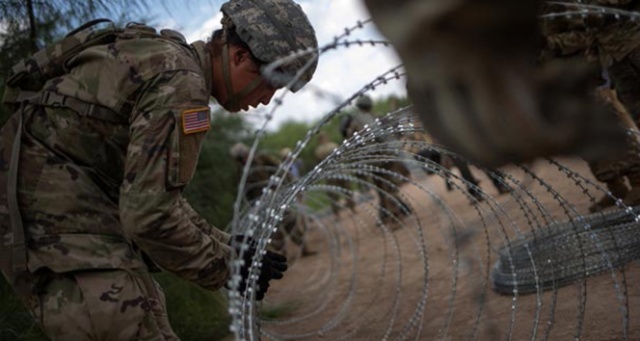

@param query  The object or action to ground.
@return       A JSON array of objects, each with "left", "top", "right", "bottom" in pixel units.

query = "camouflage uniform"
[
  {"left": 542, "top": 0, "right": 640, "bottom": 211},
  {"left": 314, "top": 136, "right": 356, "bottom": 216},
  {"left": 0, "top": 25, "right": 234, "bottom": 339},
  {"left": 344, "top": 106, "right": 412, "bottom": 225},
  {"left": 363, "top": 0, "right": 625, "bottom": 166}
]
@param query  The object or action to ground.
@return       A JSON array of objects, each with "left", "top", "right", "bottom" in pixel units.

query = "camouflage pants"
[
  {"left": 588, "top": 104, "right": 640, "bottom": 183},
  {"left": 373, "top": 161, "right": 412, "bottom": 223},
  {"left": 588, "top": 129, "right": 640, "bottom": 183},
  {"left": 609, "top": 48, "right": 640, "bottom": 121},
  {"left": 22, "top": 268, "right": 178, "bottom": 341},
  {"left": 326, "top": 178, "right": 356, "bottom": 215},
  {"left": 271, "top": 209, "right": 306, "bottom": 252}
]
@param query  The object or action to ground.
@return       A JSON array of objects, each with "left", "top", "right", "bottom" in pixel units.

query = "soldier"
[
  {"left": 362, "top": 0, "right": 624, "bottom": 166},
  {"left": 0, "top": 0, "right": 317, "bottom": 339},
  {"left": 314, "top": 132, "right": 357, "bottom": 216},
  {"left": 344, "top": 95, "right": 413, "bottom": 226},
  {"left": 231, "top": 143, "right": 315, "bottom": 257},
  {"left": 410, "top": 131, "right": 511, "bottom": 203},
  {"left": 541, "top": 1, "right": 640, "bottom": 211},
  {"left": 280, "top": 147, "right": 303, "bottom": 180}
]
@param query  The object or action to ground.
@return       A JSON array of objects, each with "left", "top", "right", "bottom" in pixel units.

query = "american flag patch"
[{"left": 181, "top": 107, "right": 211, "bottom": 135}]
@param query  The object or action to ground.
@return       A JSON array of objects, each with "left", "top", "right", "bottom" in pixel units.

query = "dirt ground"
[{"left": 259, "top": 158, "right": 640, "bottom": 340}]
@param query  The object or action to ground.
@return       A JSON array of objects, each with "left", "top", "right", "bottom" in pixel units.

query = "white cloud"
[{"left": 163, "top": 0, "right": 406, "bottom": 130}]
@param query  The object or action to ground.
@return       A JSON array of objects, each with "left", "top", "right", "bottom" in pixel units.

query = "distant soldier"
[
  {"left": 314, "top": 132, "right": 357, "bottom": 216},
  {"left": 411, "top": 132, "right": 511, "bottom": 203},
  {"left": 344, "top": 95, "right": 413, "bottom": 226},
  {"left": 280, "top": 147, "right": 303, "bottom": 180},
  {"left": 231, "top": 143, "right": 315, "bottom": 256}
]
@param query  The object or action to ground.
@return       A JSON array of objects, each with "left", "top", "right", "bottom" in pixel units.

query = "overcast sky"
[{"left": 150, "top": 0, "right": 406, "bottom": 130}]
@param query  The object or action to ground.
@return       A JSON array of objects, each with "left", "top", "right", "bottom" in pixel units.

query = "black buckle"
[{"left": 41, "top": 91, "right": 66, "bottom": 108}]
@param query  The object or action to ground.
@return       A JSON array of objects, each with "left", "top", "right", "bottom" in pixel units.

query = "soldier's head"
[
  {"left": 230, "top": 142, "right": 250, "bottom": 163},
  {"left": 356, "top": 95, "right": 373, "bottom": 112},
  {"left": 209, "top": 0, "right": 318, "bottom": 113},
  {"left": 279, "top": 147, "right": 292, "bottom": 160},
  {"left": 317, "top": 131, "right": 329, "bottom": 144}
]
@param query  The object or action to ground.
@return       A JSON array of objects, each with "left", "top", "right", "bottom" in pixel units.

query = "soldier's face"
[{"left": 220, "top": 46, "right": 279, "bottom": 112}]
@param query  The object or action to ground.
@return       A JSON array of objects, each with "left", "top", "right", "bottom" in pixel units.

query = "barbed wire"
[{"left": 224, "top": 10, "right": 640, "bottom": 341}]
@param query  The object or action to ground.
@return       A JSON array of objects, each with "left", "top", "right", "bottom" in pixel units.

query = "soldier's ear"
[{"left": 231, "top": 46, "right": 252, "bottom": 66}]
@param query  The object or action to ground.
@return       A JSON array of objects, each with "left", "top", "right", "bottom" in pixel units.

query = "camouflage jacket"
[
  {"left": 543, "top": 0, "right": 640, "bottom": 64},
  {"left": 0, "top": 26, "right": 233, "bottom": 290}
]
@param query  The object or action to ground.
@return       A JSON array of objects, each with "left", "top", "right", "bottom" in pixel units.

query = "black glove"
[{"left": 229, "top": 235, "right": 288, "bottom": 300}]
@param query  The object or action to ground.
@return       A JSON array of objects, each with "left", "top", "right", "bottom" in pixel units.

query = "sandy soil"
[{"left": 259, "top": 158, "right": 640, "bottom": 340}]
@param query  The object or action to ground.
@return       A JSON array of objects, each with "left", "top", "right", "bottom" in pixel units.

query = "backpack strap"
[
  {"left": 8, "top": 110, "right": 26, "bottom": 272},
  {"left": 3, "top": 90, "right": 127, "bottom": 124},
  {"left": 37, "top": 91, "right": 127, "bottom": 124}
]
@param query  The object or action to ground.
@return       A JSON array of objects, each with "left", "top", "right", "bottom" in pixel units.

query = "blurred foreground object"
[{"left": 363, "top": 0, "right": 624, "bottom": 166}]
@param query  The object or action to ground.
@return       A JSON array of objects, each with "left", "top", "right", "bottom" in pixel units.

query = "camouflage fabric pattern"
[
  {"left": 588, "top": 89, "right": 640, "bottom": 182},
  {"left": 27, "top": 269, "right": 177, "bottom": 340},
  {"left": 342, "top": 110, "right": 411, "bottom": 222},
  {"left": 608, "top": 49, "right": 640, "bottom": 119},
  {"left": 0, "top": 24, "right": 235, "bottom": 338},
  {"left": 221, "top": 0, "right": 318, "bottom": 91},
  {"left": 5, "top": 20, "right": 118, "bottom": 94},
  {"left": 314, "top": 140, "right": 356, "bottom": 215},
  {"left": 363, "top": 0, "right": 625, "bottom": 166},
  {"left": 541, "top": 1, "right": 640, "bottom": 182},
  {"left": 542, "top": 0, "right": 640, "bottom": 64}
]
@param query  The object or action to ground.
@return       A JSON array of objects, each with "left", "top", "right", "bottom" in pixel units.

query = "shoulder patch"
[{"left": 181, "top": 107, "right": 211, "bottom": 134}]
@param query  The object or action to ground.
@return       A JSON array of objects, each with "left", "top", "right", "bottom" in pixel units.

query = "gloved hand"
[{"left": 228, "top": 235, "right": 288, "bottom": 300}]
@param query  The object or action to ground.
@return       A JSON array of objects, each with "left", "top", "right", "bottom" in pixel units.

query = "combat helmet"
[
  {"left": 356, "top": 95, "right": 373, "bottom": 111},
  {"left": 221, "top": 0, "right": 318, "bottom": 92},
  {"left": 230, "top": 142, "right": 250, "bottom": 160}
]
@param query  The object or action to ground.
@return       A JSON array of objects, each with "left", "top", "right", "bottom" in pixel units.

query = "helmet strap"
[{"left": 220, "top": 43, "right": 264, "bottom": 110}]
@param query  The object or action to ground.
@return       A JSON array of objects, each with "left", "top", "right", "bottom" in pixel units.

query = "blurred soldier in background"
[
  {"left": 314, "top": 132, "right": 357, "bottom": 216},
  {"left": 231, "top": 143, "right": 315, "bottom": 257},
  {"left": 0, "top": 0, "right": 317, "bottom": 337},
  {"left": 280, "top": 147, "right": 304, "bottom": 180},
  {"left": 342, "top": 95, "right": 413, "bottom": 226},
  {"left": 409, "top": 131, "right": 511, "bottom": 203}
]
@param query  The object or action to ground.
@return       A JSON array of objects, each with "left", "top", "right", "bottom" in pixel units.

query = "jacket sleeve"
[
  {"left": 179, "top": 197, "right": 231, "bottom": 244},
  {"left": 119, "top": 70, "right": 234, "bottom": 291}
]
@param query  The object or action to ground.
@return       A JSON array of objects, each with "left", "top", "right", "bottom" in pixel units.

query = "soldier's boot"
[
  {"left": 346, "top": 197, "right": 357, "bottom": 213},
  {"left": 491, "top": 179, "right": 512, "bottom": 195},
  {"left": 589, "top": 178, "right": 629, "bottom": 213},
  {"left": 397, "top": 198, "right": 412, "bottom": 216},
  {"left": 623, "top": 172, "right": 640, "bottom": 207},
  {"left": 467, "top": 181, "right": 484, "bottom": 204},
  {"left": 301, "top": 243, "right": 318, "bottom": 257},
  {"left": 331, "top": 202, "right": 341, "bottom": 217},
  {"left": 445, "top": 180, "right": 453, "bottom": 192}
]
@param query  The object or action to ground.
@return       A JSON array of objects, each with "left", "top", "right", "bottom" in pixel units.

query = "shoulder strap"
[{"left": 7, "top": 110, "right": 26, "bottom": 272}]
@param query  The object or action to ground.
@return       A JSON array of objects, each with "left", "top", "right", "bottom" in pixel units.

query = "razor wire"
[{"left": 224, "top": 8, "right": 640, "bottom": 341}]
